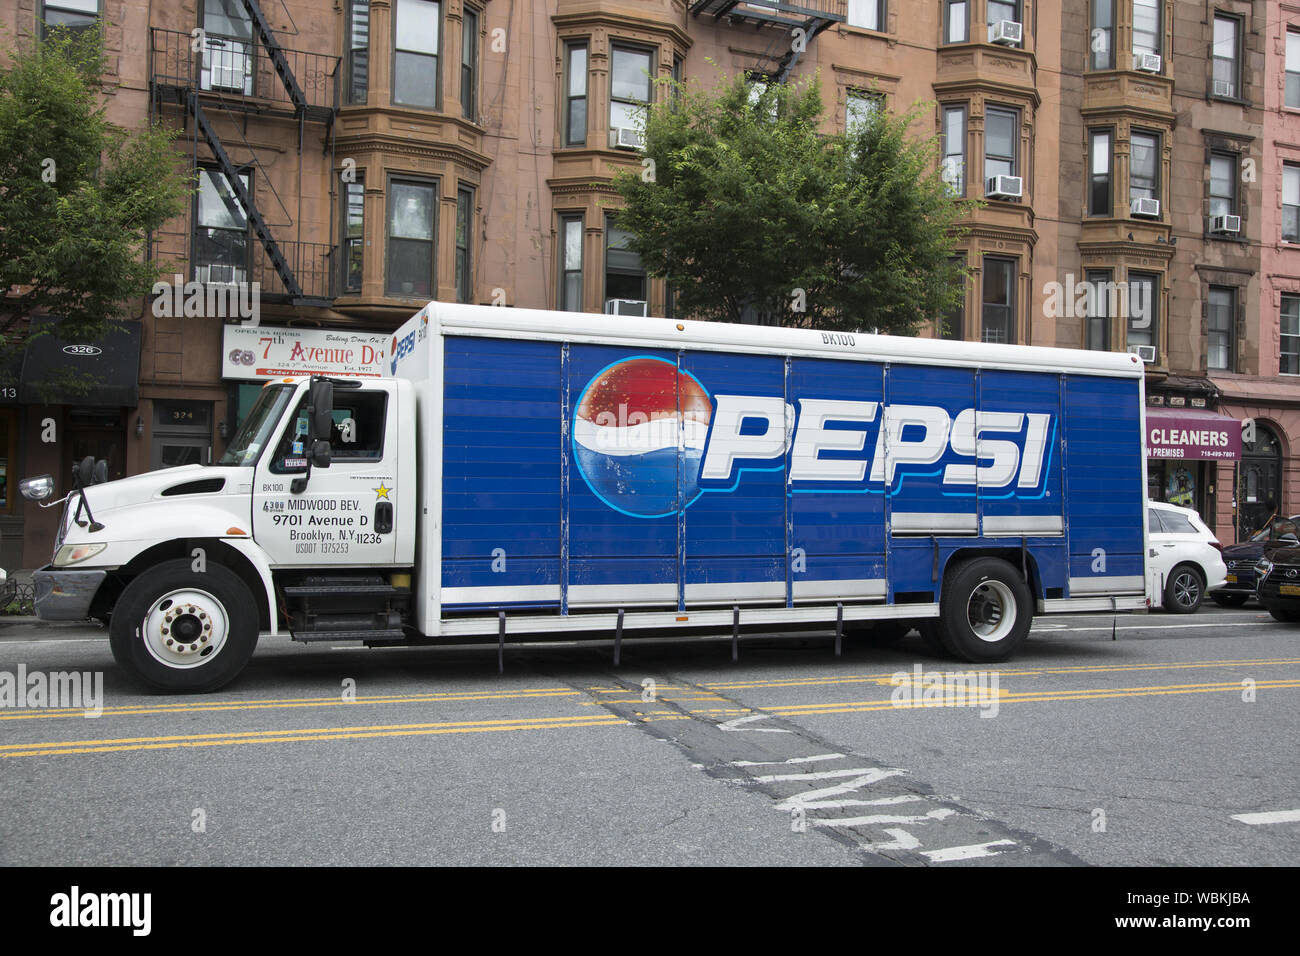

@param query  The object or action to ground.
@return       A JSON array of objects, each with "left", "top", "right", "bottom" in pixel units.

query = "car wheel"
[
  {"left": 936, "top": 558, "right": 1033, "bottom": 662},
  {"left": 1266, "top": 606, "right": 1300, "bottom": 623},
  {"left": 1209, "top": 592, "right": 1249, "bottom": 608},
  {"left": 1163, "top": 565, "right": 1204, "bottom": 614},
  {"left": 109, "top": 559, "right": 259, "bottom": 693}
]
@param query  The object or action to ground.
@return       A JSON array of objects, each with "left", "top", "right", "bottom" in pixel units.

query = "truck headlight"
[{"left": 54, "top": 543, "right": 107, "bottom": 567}]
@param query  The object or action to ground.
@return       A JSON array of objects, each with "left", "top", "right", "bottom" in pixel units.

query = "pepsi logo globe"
[{"left": 573, "top": 357, "right": 712, "bottom": 517}]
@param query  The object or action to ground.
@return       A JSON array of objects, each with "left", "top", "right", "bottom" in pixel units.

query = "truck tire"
[
  {"left": 936, "top": 558, "right": 1033, "bottom": 663},
  {"left": 1162, "top": 564, "right": 1204, "bottom": 614},
  {"left": 109, "top": 559, "right": 258, "bottom": 693}
]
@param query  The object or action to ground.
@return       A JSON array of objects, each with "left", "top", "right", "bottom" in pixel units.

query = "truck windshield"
[{"left": 215, "top": 385, "right": 296, "bottom": 466}]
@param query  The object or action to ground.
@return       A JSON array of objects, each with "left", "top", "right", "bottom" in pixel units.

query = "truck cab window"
[{"left": 270, "top": 390, "right": 388, "bottom": 473}]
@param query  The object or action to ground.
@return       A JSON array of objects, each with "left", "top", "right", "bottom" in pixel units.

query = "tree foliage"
[
  {"left": 613, "top": 74, "right": 975, "bottom": 334},
  {"left": 0, "top": 26, "right": 190, "bottom": 382}
]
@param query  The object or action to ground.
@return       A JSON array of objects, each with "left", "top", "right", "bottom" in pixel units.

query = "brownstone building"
[{"left": 0, "top": 0, "right": 1295, "bottom": 570}]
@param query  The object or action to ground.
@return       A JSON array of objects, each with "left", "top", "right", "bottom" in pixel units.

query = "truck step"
[
  {"left": 282, "top": 584, "right": 410, "bottom": 598},
  {"left": 290, "top": 629, "right": 406, "bottom": 643}
]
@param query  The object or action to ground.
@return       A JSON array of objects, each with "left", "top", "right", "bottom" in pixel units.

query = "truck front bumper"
[{"left": 32, "top": 567, "right": 107, "bottom": 621}]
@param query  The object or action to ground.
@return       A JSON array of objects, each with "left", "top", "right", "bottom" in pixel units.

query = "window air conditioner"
[
  {"left": 1133, "top": 52, "right": 1162, "bottom": 73},
  {"left": 988, "top": 20, "right": 1023, "bottom": 46},
  {"left": 985, "top": 175, "right": 1023, "bottom": 199},
  {"left": 1209, "top": 214, "right": 1241, "bottom": 235},
  {"left": 1127, "top": 344, "right": 1157, "bottom": 363},
  {"left": 604, "top": 298, "right": 649, "bottom": 317},
  {"left": 612, "top": 127, "right": 644, "bottom": 150},
  {"left": 1130, "top": 197, "right": 1161, "bottom": 218}
]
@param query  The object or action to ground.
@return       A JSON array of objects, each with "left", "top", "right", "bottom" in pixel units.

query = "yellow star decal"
[{"left": 374, "top": 483, "right": 391, "bottom": 500}]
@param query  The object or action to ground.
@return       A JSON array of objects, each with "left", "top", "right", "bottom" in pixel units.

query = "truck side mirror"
[
  {"left": 311, "top": 439, "right": 332, "bottom": 468},
  {"left": 309, "top": 379, "right": 334, "bottom": 441},
  {"left": 20, "top": 474, "right": 54, "bottom": 501}
]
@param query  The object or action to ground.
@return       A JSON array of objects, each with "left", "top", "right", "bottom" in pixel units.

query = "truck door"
[{"left": 252, "top": 381, "right": 401, "bottom": 567}]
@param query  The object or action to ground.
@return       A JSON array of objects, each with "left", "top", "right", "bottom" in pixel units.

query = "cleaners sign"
[
  {"left": 222, "top": 325, "right": 389, "bottom": 381},
  {"left": 1145, "top": 409, "right": 1241, "bottom": 461}
]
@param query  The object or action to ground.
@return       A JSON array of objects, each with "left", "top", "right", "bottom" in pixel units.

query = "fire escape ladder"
[
  {"left": 189, "top": 93, "right": 302, "bottom": 298},
  {"left": 239, "top": 0, "right": 308, "bottom": 113},
  {"left": 690, "top": 2, "right": 844, "bottom": 83}
]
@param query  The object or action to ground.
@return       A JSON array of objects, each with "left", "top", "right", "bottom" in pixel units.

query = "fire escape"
[
  {"left": 148, "top": 0, "right": 340, "bottom": 307},
  {"left": 690, "top": 1, "right": 846, "bottom": 82}
]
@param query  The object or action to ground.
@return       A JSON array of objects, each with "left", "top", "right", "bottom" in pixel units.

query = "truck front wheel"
[
  {"left": 937, "top": 558, "right": 1033, "bottom": 663},
  {"left": 109, "top": 559, "right": 259, "bottom": 693}
]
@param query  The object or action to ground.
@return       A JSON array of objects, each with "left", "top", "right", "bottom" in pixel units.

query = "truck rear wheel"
[
  {"left": 937, "top": 558, "right": 1033, "bottom": 663},
  {"left": 109, "top": 559, "right": 258, "bottom": 693}
]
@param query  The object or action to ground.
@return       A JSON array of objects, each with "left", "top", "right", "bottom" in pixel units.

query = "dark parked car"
[
  {"left": 1254, "top": 546, "right": 1300, "bottom": 621},
  {"left": 1209, "top": 515, "right": 1300, "bottom": 607}
]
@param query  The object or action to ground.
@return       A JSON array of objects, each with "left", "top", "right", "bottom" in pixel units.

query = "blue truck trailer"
[{"left": 25, "top": 303, "right": 1150, "bottom": 691}]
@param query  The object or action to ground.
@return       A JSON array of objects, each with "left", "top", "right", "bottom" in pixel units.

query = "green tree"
[
  {"left": 613, "top": 74, "right": 974, "bottom": 334},
  {"left": 0, "top": 27, "right": 189, "bottom": 393}
]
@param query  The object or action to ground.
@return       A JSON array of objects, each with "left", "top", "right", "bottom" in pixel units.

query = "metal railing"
[
  {"left": 150, "top": 27, "right": 339, "bottom": 117},
  {"left": 251, "top": 239, "right": 338, "bottom": 302}
]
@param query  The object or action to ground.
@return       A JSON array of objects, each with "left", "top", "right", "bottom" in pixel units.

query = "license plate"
[
  {"left": 1226, "top": 575, "right": 1237, "bottom": 583},
  {"left": 1280, "top": 584, "right": 1300, "bottom": 596}
]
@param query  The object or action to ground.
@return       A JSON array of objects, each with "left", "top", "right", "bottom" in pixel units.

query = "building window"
[
  {"left": 987, "top": 0, "right": 1020, "bottom": 28},
  {"left": 984, "top": 106, "right": 1018, "bottom": 185},
  {"left": 386, "top": 178, "right": 435, "bottom": 297},
  {"left": 1288, "top": 32, "right": 1300, "bottom": 108},
  {"left": 194, "top": 167, "right": 249, "bottom": 285},
  {"left": 1132, "top": 0, "right": 1161, "bottom": 59},
  {"left": 847, "top": 0, "right": 883, "bottom": 31},
  {"left": 1129, "top": 131, "right": 1159, "bottom": 209},
  {"left": 610, "top": 46, "right": 652, "bottom": 142},
  {"left": 981, "top": 256, "right": 1015, "bottom": 344},
  {"left": 1207, "top": 286, "right": 1234, "bottom": 371},
  {"left": 940, "top": 105, "right": 966, "bottom": 196},
  {"left": 455, "top": 185, "right": 474, "bottom": 303},
  {"left": 1282, "top": 295, "right": 1300, "bottom": 374},
  {"left": 200, "top": 0, "right": 254, "bottom": 95},
  {"left": 1088, "top": 129, "right": 1112, "bottom": 216},
  {"left": 345, "top": 0, "right": 369, "bottom": 105},
  {"left": 846, "top": 90, "right": 883, "bottom": 133},
  {"left": 40, "top": 0, "right": 99, "bottom": 37},
  {"left": 1090, "top": 0, "right": 1114, "bottom": 69},
  {"left": 605, "top": 214, "right": 646, "bottom": 307},
  {"left": 565, "top": 43, "right": 587, "bottom": 146},
  {"left": 1211, "top": 14, "right": 1240, "bottom": 99},
  {"left": 1284, "top": 165, "right": 1300, "bottom": 242},
  {"left": 461, "top": 6, "right": 479, "bottom": 121},
  {"left": 1085, "top": 269, "right": 1112, "bottom": 350},
  {"left": 941, "top": 255, "right": 965, "bottom": 339},
  {"left": 341, "top": 174, "right": 364, "bottom": 293},
  {"left": 1127, "top": 271, "right": 1158, "bottom": 356},
  {"left": 393, "top": 0, "right": 440, "bottom": 109},
  {"left": 1208, "top": 152, "right": 1237, "bottom": 221},
  {"left": 944, "top": 0, "right": 968, "bottom": 43},
  {"left": 559, "top": 214, "right": 583, "bottom": 312}
]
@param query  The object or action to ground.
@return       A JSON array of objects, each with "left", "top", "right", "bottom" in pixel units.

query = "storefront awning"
[
  {"left": 19, "top": 318, "right": 142, "bottom": 407},
  {"left": 1146, "top": 408, "right": 1241, "bottom": 461}
]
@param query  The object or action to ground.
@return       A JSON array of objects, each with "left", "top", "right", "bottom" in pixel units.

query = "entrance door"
[
  {"left": 1238, "top": 423, "right": 1282, "bottom": 540},
  {"left": 151, "top": 400, "right": 213, "bottom": 470}
]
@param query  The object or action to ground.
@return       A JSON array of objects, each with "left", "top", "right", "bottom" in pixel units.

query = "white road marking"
[
  {"left": 1231, "top": 809, "right": 1300, "bottom": 825},
  {"left": 921, "top": 839, "right": 1018, "bottom": 862},
  {"left": 1034, "top": 621, "right": 1267, "bottom": 634},
  {"left": 0, "top": 639, "right": 107, "bottom": 645},
  {"left": 753, "top": 767, "right": 905, "bottom": 784},
  {"left": 871, "top": 828, "right": 921, "bottom": 851},
  {"left": 773, "top": 771, "right": 910, "bottom": 810},
  {"left": 813, "top": 808, "right": 957, "bottom": 828},
  {"left": 718, "top": 713, "right": 793, "bottom": 733},
  {"left": 731, "top": 754, "right": 843, "bottom": 767}
]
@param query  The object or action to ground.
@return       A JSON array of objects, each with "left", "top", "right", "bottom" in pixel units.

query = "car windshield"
[{"left": 215, "top": 385, "right": 296, "bottom": 466}]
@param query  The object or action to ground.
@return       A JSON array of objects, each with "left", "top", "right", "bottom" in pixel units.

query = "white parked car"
[{"left": 1147, "top": 500, "right": 1228, "bottom": 613}]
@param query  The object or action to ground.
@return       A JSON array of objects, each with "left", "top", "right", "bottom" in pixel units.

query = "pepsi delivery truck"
[{"left": 24, "top": 303, "right": 1151, "bottom": 691}]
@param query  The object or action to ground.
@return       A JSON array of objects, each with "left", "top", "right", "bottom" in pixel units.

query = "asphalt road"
[{"left": 0, "top": 604, "right": 1295, "bottom": 866}]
